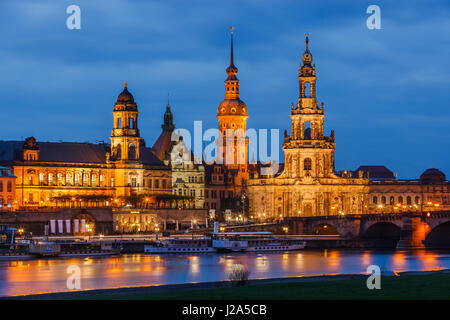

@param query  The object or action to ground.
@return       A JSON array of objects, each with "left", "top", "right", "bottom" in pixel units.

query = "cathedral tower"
[
  {"left": 110, "top": 82, "right": 141, "bottom": 162},
  {"left": 283, "top": 34, "right": 336, "bottom": 179},
  {"left": 217, "top": 27, "right": 249, "bottom": 170}
]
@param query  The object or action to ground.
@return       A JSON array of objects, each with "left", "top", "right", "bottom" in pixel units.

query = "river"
[{"left": 1, "top": 249, "right": 450, "bottom": 296}]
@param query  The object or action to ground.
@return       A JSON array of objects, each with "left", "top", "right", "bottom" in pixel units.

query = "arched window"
[
  {"left": 129, "top": 144, "right": 136, "bottom": 160},
  {"left": 373, "top": 196, "right": 378, "bottom": 204},
  {"left": 381, "top": 196, "right": 386, "bottom": 204},
  {"left": 415, "top": 196, "right": 420, "bottom": 204},
  {"left": 390, "top": 196, "right": 395, "bottom": 205},
  {"left": 91, "top": 174, "right": 97, "bottom": 187},
  {"left": 117, "top": 118, "right": 121, "bottom": 128},
  {"left": 304, "top": 82, "right": 311, "bottom": 97},
  {"left": 116, "top": 145, "right": 122, "bottom": 160},
  {"left": 398, "top": 196, "right": 403, "bottom": 204},
  {"left": 48, "top": 173, "right": 53, "bottom": 185},
  {"left": 406, "top": 196, "right": 412, "bottom": 205},
  {"left": 304, "top": 158, "right": 312, "bottom": 171},
  {"left": 66, "top": 173, "right": 72, "bottom": 185},
  {"left": 74, "top": 173, "right": 80, "bottom": 185},
  {"left": 304, "top": 121, "right": 311, "bottom": 139}
]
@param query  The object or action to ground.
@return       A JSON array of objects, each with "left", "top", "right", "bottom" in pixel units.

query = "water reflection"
[{"left": 0, "top": 250, "right": 449, "bottom": 296}]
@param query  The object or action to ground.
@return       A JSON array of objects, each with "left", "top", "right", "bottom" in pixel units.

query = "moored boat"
[
  {"left": 144, "top": 238, "right": 216, "bottom": 253},
  {"left": 211, "top": 232, "right": 306, "bottom": 252}
]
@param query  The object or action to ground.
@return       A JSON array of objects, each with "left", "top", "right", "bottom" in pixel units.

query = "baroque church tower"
[
  {"left": 282, "top": 34, "right": 336, "bottom": 180},
  {"left": 216, "top": 27, "right": 249, "bottom": 185},
  {"left": 110, "top": 82, "right": 141, "bottom": 162},
  {"left": 248, "top": 34, "right": 368, "bottom": 218}
]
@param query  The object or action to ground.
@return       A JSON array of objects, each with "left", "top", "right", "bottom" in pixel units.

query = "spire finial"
[
  {"left": 229, "top": 26, "right": 235, "bottom": 66},
  {"left": 124, "top": 81, "right": 127, "bottom": 88},
  {"left": 305, "top": 33, "right": 309, "bottom": 50}
]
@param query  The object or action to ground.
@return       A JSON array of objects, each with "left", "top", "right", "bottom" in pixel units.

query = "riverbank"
[{"left": 10, "top": 269, "right": 450, "bottom": 300}]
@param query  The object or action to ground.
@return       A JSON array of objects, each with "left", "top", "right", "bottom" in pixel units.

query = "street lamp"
[{"left": 155, "top": 223, "right": 160, "bottom": 240}]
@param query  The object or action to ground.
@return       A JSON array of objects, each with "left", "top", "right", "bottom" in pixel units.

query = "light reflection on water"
[{"left": 1, "top": 249, "right": 449, "bottom": 296}]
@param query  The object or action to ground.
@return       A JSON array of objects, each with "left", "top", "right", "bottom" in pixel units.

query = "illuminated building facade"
[
  {"left": 366, "top": 168, "right": 450, "bottom": 213},
  {"left": 0, "top": 83, "right": 171, "bottom": 209},
  {"left": 204, "top": 28, "right": 259, "bottom": 213},
  {"left": 0, "top": 166, "right": 15, "bottom": 210},
  {"left": 152, "top": 102, "right": 206, "bottom": 209},
  {"left": 248, "top": 34, "right": 369, "bottom": 218}
]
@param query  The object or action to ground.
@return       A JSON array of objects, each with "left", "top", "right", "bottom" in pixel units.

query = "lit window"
[{"left": 304, "top": 158, "right": 312, "bottom": 171}]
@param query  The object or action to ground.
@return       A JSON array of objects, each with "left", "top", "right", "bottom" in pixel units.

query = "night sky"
[{"left": 0, "top": 0, "right": 449, "bottom": 178}]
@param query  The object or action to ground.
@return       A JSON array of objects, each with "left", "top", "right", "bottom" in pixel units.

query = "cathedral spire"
[
  {"left": 230, "top": 26, "right": 234, "bottom": 67},
  {"left": 302, "top": 33, "right": 313, "bottom": 66},
  {"left": 162, "top": 100, "right": 175, "bottom": 132},
  {"left": 226, "top": 26, "right": 238, "bottom": 82},
  {"left": 305, "top": 33, "right": 309, "bottom": 51}
]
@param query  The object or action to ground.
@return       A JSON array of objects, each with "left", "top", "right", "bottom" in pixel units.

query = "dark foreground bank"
[{"left": 9, "top": 270, "right": 450, "bottom": 300}]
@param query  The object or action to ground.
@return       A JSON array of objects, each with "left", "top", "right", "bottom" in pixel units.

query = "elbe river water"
[{"left": 1, "top": 249, "right": 450, "bottom": 296}]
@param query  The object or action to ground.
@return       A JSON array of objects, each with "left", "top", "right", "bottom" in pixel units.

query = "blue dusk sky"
[{"left": 0, "top": 0, "right": 449, "bottom": 179}]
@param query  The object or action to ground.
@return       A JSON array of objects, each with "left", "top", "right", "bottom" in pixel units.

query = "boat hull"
[{"left": 144, "top": 246, "right": 216, "bottom": 254}]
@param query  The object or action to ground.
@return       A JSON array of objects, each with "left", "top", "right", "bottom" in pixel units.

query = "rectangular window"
[
  {"left": 28, "top": 176, "right": 33, "bottom": 185},
  {"left": 111, "top": 177, "right": 114, "bottom": 187},
  {"left": 132, "top": 178, "right": 137, "bottom": 187},
  {"left": 155, "top": 179, "right": 159, "bottom": 188},
  {"left": 148, "top": 179, "right": 152, "bottom": 188},
  {"left": 205, "top": 190, "right": 209, "bottom": 198},
  {"left": 48, "top": 174, "right": 53, "bottom": 186},
  {"left": 162, "top": 179, "right": 166, "bottom": 189}
]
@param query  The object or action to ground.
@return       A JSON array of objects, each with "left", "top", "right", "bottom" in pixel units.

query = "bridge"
[
  {"left": 224, "top": 211, "right": 450, "bottom": 249},
  {"left": 283, "top": 211, "right": 450, "bottom": 248}
]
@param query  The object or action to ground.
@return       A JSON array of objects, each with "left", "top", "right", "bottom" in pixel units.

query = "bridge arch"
[
  {"left": 361, "top": 222, "right": 401, "bottom": 248},
  {"left": 424, "top": 221, "right": 450, "bottom": 249},
  {"left": 310, "top": 223, "right": 340, "bottom": 236}
]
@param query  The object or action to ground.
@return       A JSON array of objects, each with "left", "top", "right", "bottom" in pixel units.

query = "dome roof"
[
  {"left": 117, "top": 82, "right": 134, "bottom": 103},
  {"left": 420, "top": 168, "right": 446, "bottom": 183},
  {"left": 217, "top": 98, "right": 248, "bottom": 117},
  {"left": 114, "top": 82, "right": 137, "bottom": 111}
]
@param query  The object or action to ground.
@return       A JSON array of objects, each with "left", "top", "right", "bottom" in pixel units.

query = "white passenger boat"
[
  {"left": 144, "top": 226, "right": 307, "bottom": 254},
  {"left": 144, "top": 238, "right": 216, "bottom": 253},
  {"left": 211, "top": 232, "right": 306, "bottom": 252}
]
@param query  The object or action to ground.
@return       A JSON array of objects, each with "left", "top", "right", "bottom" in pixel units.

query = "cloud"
[{"left": 0, "top": 0, "right": 449, "bottom": 178}]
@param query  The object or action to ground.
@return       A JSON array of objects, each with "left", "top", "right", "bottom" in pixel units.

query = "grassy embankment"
[{"left": 71, "top": 272, "right": 450, "bottom": 300}]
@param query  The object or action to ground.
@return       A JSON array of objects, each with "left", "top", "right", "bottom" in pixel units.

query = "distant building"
[
  {"left": 152, "top": 102, "right": 205, "bottom": 209},
  {"left": 0, "top": 166, "right": 16, "bottom": 211},
  {"left": 367, "top": 168, "right": 450, "bottom": 213},
  {"left": 354, "top": 166, "right": 395, "bottom": 181}
]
